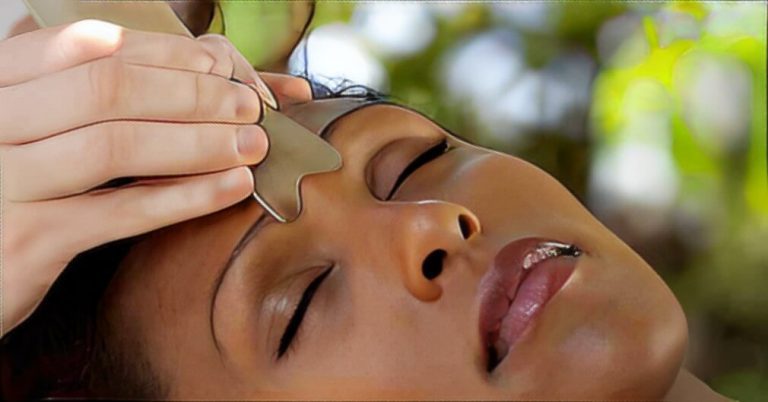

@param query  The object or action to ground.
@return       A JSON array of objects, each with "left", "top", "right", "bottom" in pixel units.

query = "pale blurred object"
[
  {"left": 427, "top": 2, "right": 468, "bottom": 19},
  {"left": 440, "top": 30, "right": 527, "bottom": 142},
  {"left": 352, "top": 2, "right": 436, "bottom": 59},
  {"left": 441, "top": 30, "right": 524, "bottom": 107},
  {"left": 589, "top": 141, "right": 680, "bottom": 237},
  {"left": 540, "top": 51, "right": 595, "bottom": 135},
  {"left": 288, "top": 23, "right": 388, "bottom": 91},
  {"left": 655, "top": 9, "right": 700, "bottom": 47},
  {"left": 597, "top": 14, "right": 648, "bottom": 67},
  {"left": 678, "top": 55, "right": 753, "bottom": 155},
  {"left": 491, "top": 2, "right": 558, "bottom": 34},
  {"left": 489, "top": 70, "right": 543, "bottom": 135},
  {"left": 705, "top": 2, "right": 766, "bottom": 38}
]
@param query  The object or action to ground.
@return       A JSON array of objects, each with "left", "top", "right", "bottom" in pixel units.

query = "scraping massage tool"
[{"left": 24, "top": 0, "right": 379, "bottom": 222}]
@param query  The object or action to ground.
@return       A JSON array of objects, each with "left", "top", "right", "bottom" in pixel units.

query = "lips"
[{"left": 477, "top": 237, "right": 581, "bottom": 372}]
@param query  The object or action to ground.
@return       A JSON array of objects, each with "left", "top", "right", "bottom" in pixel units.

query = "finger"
[
  {"left": 116, "top": 29, "right": 235, "bottom": 79},
  {"left": 196, "top": 36, "right": 310, "bottom": 108},
  {"left": 197, "top": 34, "right": 278, "bottom": 109},
  {"left": 37, "top": 167, "right": 254, "bottom": 254},
  {"left": 4, "top": 121, "right": 267, "bottom": 201},
  {"left": 0, "top": 20, "right": 123, "bottom": 87},
  {"left": 0, "top": 58, "right": 262, "bottom": 144},
  {"left": 0, "top": 166, "right": 252, "bottom": 335},
  {"left": 0, "top": 20, "right": 238, "bottom": 88},
  {"left": 260, "top": 73, "right": 313, "bottom": 104}
]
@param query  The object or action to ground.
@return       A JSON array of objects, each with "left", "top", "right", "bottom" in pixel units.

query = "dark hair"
[{"left": 0, "top": 237, "right": 167, "bottom": 400}]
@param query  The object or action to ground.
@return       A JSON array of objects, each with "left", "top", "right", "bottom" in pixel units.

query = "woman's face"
[{"left": 103, "top": 99, "right": 687, "bottom": 399}]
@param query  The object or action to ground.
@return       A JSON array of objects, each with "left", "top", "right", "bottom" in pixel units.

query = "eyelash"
[
  {"left": 385, "top": 139, "right": 451, "bottom": 201},
  {"left": 275, "top": 139, "right": 451, "bottom": 359},
  {"left": 276, "top": 266, "right": 334, "bottom": 360}
]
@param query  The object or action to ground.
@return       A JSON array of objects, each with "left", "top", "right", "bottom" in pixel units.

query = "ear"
[{"left": 260, "top": 73, "right": 313, "bottom": 106}]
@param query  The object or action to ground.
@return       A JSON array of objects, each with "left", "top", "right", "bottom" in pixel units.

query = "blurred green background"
[{"left": 222, "top": 1, "right": 767, "bottom": 399}]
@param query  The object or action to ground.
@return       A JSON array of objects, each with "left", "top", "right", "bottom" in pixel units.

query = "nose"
[{"left": 390, "top": 201, "right": 481, "bottom": 302}]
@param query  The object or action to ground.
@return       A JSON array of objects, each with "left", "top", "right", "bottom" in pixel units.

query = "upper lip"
[{"left": 476, "top": 237, "right": 578, "bottom": 371}]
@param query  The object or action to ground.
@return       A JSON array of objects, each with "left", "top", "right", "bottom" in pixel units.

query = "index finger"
[{"left": 0, "top": 20, "right": 234, "bottom": 88}]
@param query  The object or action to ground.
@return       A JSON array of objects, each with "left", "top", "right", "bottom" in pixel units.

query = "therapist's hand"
[{"left": 0, "top": 20, "right": 309, "bottom": 336}]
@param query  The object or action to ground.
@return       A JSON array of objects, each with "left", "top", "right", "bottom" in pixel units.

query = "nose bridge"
[
  {"left": 388, "top": 200, "right": 481, "bottom": 302},
  {"left": 300, "top": 171, "right": 482, "bottom": 302}
]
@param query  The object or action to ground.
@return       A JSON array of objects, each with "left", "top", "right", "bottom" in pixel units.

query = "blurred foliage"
[
  {"left": 213, "top": 1, "right": 314, "bottom": 68},
  {"left": 221, "top": 1, "right": 767, "bottom": 400}
]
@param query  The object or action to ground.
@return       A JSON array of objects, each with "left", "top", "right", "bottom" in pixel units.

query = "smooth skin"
[
  {"left": 100, "top": 102, "right": 728, "bottom": 400},
  {"left": 1, "top": 12, "right": 730, "bottom": 401},
  {"left": 0, "top": 19, "right": 311, "bottom": 336}
]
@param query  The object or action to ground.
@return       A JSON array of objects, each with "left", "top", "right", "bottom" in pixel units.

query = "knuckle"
[
  {"left": 194, "top": 48, "right": 218, "bottom": 75},
  {"left": 199, "top": 33, "right": 233, "bottom": 50},
  {"left": 87, "top": 58, "right": 125, "bottom": 114},
  {"left": 177, "top": 177, "right": 227, "bottom": 214},
  {"left": 191, "top": 73, "right": 209, "bottom": 116},
  {"left": 87, "top": 123, "right": 123, "bottom": 179},
  {"left": 197, "top": 34, "right": 234, "bottom": 77},
  {"left": 62, "top": 20, "right": 124, "bottom": 59},
  {"left": 189, "top": 75, "right": 229, "bottom": 119}
]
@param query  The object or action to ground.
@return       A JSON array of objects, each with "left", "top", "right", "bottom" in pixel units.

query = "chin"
[
  {"left": 497, "top": 237, "right": 689, "bottom": 399},
  {"left": 581, "top": 243, "right": 689, "bottom": 399}
]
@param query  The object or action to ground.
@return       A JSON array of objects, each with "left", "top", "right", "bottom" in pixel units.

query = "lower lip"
[{"left": 495, "top": 256, "right": 577, "bottom": 365}]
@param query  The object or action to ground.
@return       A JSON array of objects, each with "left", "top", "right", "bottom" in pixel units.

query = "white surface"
[{"left": 1, "top": 0, "right": 28, "bottom": 38}]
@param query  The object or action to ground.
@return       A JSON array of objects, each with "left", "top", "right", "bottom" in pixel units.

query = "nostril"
[
  {"left": 422, "top": 249, "right": 447, "bottom": 280},
  {"left": 458, "top": 214, "right": 474, "bottom": 239}
]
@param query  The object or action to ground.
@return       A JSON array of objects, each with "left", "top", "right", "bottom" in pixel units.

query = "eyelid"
[
  {"left": 366, "top": 137, "right": 449, "bottom": 201},
  {"left": 276, "top": 266, "right": 333, "bottom": 360},
  {"left": 387, "top": 139, "right": 450, "bottom": 200}
]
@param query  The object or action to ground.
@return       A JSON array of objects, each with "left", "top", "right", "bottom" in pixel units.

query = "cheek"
[
  {"left": 277, "top": 275, "right": 487, "bottom": 398},
  {"left": 535, "top": 248, "right": 687, "bottom": 397},
  {"left": 446, "top": 152, "right": 687, "bottom": 396},
  {"left": 435, "top": 151, "right": 598, "bottom": 237}
]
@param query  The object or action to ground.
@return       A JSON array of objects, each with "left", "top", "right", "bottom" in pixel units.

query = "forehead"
[
  {"left": 323, "top": 103, "right": 446, "bottom": 144},
  {"left": 109, "top": 103, "right": 441, "bottom": 290},
  {"left": 100, "top": 100, "right": 464, "bottom": 388}
]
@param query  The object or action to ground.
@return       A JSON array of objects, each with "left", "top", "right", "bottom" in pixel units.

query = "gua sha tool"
[
  {"left": 24, "top": 0, "right": 195, "bottom": 37},
  {"left": 262, "top": 98, "right": 382, "bottom": 222},
  {"left": 23, "top": 0, "right": 380, "bottom": 222}
]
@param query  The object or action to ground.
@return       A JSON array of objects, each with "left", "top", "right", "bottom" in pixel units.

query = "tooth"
[
  {"left": 523, "top": 253, "right": 535, "bottom": 270},
  {"left": 523, "top": 242, "right": 580, "bottom": 271}
]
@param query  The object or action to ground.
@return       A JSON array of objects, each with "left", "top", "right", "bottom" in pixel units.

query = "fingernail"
[
  {"left": 237, "top": 125, "right": 267, "bottom": 160},
  {"left": 250, "top": 73, "right": 278, "bottom": 110}
]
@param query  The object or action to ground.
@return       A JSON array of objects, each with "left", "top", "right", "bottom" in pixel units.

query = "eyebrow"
[
  {"left": 204, "top": 105, "right": 363, "bottom": 358},
  {"left": 209, "top": 211, "right": 273, "bottom": 357}
]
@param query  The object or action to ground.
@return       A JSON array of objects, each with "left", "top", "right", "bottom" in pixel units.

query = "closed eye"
[
  {"left": 277, "top": 266, "right": 333, "bottom": 359},
  {"left": 386, "top": 139, "right": 451, "bottom": 200}
]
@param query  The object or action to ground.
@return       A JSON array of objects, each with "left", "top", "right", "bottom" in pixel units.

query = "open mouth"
[{"left": 477, "top": 237, "right": 582, "bottom": 373}]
